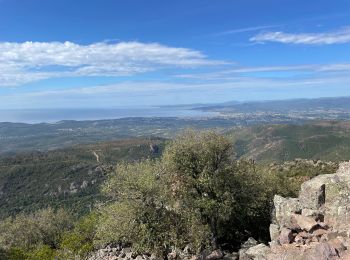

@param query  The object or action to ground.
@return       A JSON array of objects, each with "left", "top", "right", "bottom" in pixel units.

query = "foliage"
[
  {"left": 96, "top": 160, "right": 187, "bottom": 255},
  {"left": 228, "top": 122, "right": 350, "bottom": 162},
  {"left": 96, "top": 131, "right": 277, "bottom": 254},
  {"left": 59, "top": 212, "right": 98, "bottom": 258},
  {"left": 0, "top": 130, "right": 342, "bottom": 257},
  {"left": 0, "top": 138, "right": 164, "bottom": 220},
  {"left": 0, "top": 208, "right": 73, "bottom": 251}
]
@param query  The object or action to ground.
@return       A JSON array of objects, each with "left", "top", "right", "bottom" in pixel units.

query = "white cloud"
[
  {"left": 0, "top": 41, "right": 223, "bottom": 87},
  {"left": 215, "top": 25, "right": 279, "bottom": 36},
  {"left": 3, "top": 73, "right": 350, "bottom": 108},
  {"left": 250, "top": 27, "right": 350, "bottom": 45},
  {"left": 176, "top": 63, "right": 350, "bottom": 80}
]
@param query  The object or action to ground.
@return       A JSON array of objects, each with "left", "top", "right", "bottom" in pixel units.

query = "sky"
[{"left": 0, "top": 0, "right": 350, "bottom": 108}]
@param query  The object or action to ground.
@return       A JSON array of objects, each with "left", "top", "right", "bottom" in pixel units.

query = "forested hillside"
[
  {"left": 0, "top": 138, "right": 164, "bottom": 219},
  {"left": 229, "top": 121, "right": 350, "bottom": 162}
]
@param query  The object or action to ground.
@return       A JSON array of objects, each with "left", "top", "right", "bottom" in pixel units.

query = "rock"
[
  {"left": 298, "top": 175, "right": 330, "bottom": 210},
  {"left": 241, "top": 237, "right": 258, "bottom": 249},
  {"left": 273, "top": 195, "right": 301, "bottom": 228},
  {"left": 317, "top": 222, "right": 328, "bottom": 229},
  {"left": 324, "top": 181, "right": 350, "bottom": 232},
  {"left": 328, "top": 238, "right": 347, "bottom": 253},
  {"left": 121, "top": 247, "right": 132, "bottom": 254},
  {"left": 294, "top": 234, "right": 304, "bottom": 245},
  {"left": 291, "top": 214, "right": 318, "bottom": 231},
  {"left": 313, "top": 242, "right": 338, "bottom": 259},
  {"left": 279, "top": 228, "right": 294, "bottom": 245},
  {"left": 239, "top": 238, "right": 258, "bottom": 260},
  {"left": 269, "top": 224, "right": 279, "bottom": 242},
  {"left": 205, "top": 249, "right": 223, "bottom": 260},
  {"left": 312, "top": 227, "right": 328, "bottom": 237},
  {"left": 126, "top": 252, "right": 136, "bottom": 259},
  {"left": 245, "top": 244, "right": 270, "bottom": 260},
  {"left": 222, "top": 252, "right": 238, "bottom": 260},
  {"left": 301, "top": 208, "right": 324, "bottom": 222},
  {"left": 298, "top": 231, "right": 310, "bottom": 238}
]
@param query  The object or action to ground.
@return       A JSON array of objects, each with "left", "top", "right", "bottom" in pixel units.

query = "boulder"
[
  {"left": 245, "top": 244, "right": 270, "bottom": 260},
  {"left": 312, "top": 242, "right": 338, "bottom": 259},
  {"left": 273, "top": 195, "right": 301, "bottom": 228},
  {"left": 279, "top": 228, "right": 294, "bottom": 245},
  {"left": 298, "top": 175, "right": 330, "bottom": 210},
  {"left": 291, "top": 214, "right": 318, "bottom": 231},
  {"left": 301, "top": 208, "right": 324, "bottom": 222},
  {"left": 239, "top": 238, "right": 258, "bottom": 260}
]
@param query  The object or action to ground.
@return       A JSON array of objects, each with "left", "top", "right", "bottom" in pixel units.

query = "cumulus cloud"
[
  {"left": 0, "top": 41, "right": 223, "bottom": 87},
  {"left": 250, "top": 27, "right": 350, "bottom": 45}
]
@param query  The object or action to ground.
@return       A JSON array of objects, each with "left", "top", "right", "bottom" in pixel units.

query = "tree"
[
  {"left": 162, "top": 131, "right": 235, "bottom": 249},
  {"left": 95, "top": 131, "right": 288, "bottom": 254},
  {"left": 95, "top": 160, "right": 187, "bottom": 255}
]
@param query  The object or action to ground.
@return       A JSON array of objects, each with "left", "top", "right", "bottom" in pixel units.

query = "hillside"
[
  {"left": 228, "top": 121, "right": 350, "bottom": 162},
  {"left": 0, "top": 138, "right": 164, "bottom": 219},
  {"left": 2, "top": 121, "right": 350, "bottom": 219}
]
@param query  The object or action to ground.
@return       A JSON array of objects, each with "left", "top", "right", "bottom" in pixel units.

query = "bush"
[
  {"left": 59, "top": 212, "right": 98, "bottom": 258},
  {"left": 95, "top": 131, "right": 277, "bottom": 254},
  {"left": 95, "top": 160, "right": 187, "bottom": 255},
  {"left": 0, "top": 208, "right": 73, "bottom": 252}
]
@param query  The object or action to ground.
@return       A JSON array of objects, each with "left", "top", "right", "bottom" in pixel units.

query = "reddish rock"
[
  {"left": 312, "top": 228, "right": 328, "bottom": 237},
  {"left": 279, "top": 228, "right": 294, "bottom": 245}
]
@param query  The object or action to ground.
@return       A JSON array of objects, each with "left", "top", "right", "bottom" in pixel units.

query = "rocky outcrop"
[{"left": 266, "top": 161, "right": 350, "bottom": 259}]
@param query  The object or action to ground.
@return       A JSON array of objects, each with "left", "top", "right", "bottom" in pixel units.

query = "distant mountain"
[{"left": 194, "top": 96, "right": 350, "bottom": 113}]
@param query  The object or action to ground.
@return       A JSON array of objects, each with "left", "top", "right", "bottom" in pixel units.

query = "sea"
[{"left": 0, "top": 107, "right": 217, "bottom": 124}]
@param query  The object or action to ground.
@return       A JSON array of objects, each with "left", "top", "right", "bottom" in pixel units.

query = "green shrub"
[
  {"left": 0, "top": 208, "right": 73, "bottom": 252},
  {"left": 95, "top": 160, "right": 187, "bottom": 255},
  {"left": 59, "top": 212, "right": 98, "bottom": 258},
  {"left": 95, "top": 131, "right": 276, "bottom": 254}
]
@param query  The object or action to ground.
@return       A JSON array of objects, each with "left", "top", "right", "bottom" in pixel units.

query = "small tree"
[
  {"left": 95, "top": 160, "right": 187, "bottom": 255},
  {"left": 162, "top": 131, "right": 236, "bottom": 249}
]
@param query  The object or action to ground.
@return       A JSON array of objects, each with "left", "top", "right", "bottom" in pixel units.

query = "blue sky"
[{"left": 0, "top": 0, "right": 350, "bottom": 108}]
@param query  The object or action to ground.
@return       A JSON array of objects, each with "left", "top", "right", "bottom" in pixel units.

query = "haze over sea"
[{"left": 0, "top": 107, "right": 216, "bottom": 124}]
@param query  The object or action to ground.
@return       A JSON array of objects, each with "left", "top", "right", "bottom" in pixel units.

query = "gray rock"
[
  {"left": 301, "top": 208, "right": 324, "bottom": 222},
  {"left": 245, "top": 244, "right": 270, "bottom": 260},
  {"left": 273, "top": 195, "right": 301, "bottom": 228},
  {"left": 239, "top": 238, "right": 259, "bottom": 260},
  {"left": 269, "top": 224, "right": 279, "bottom": 242},
  {"left": 241, "top": 237, "right": 258, "bottom": 249},
  {"left": 299, "top": 175, "right": 330, "bottom": 210}
]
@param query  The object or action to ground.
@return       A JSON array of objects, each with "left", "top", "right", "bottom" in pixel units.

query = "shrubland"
[{"left": 0, "top": 131, "right": 338, "bottom": 259}]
